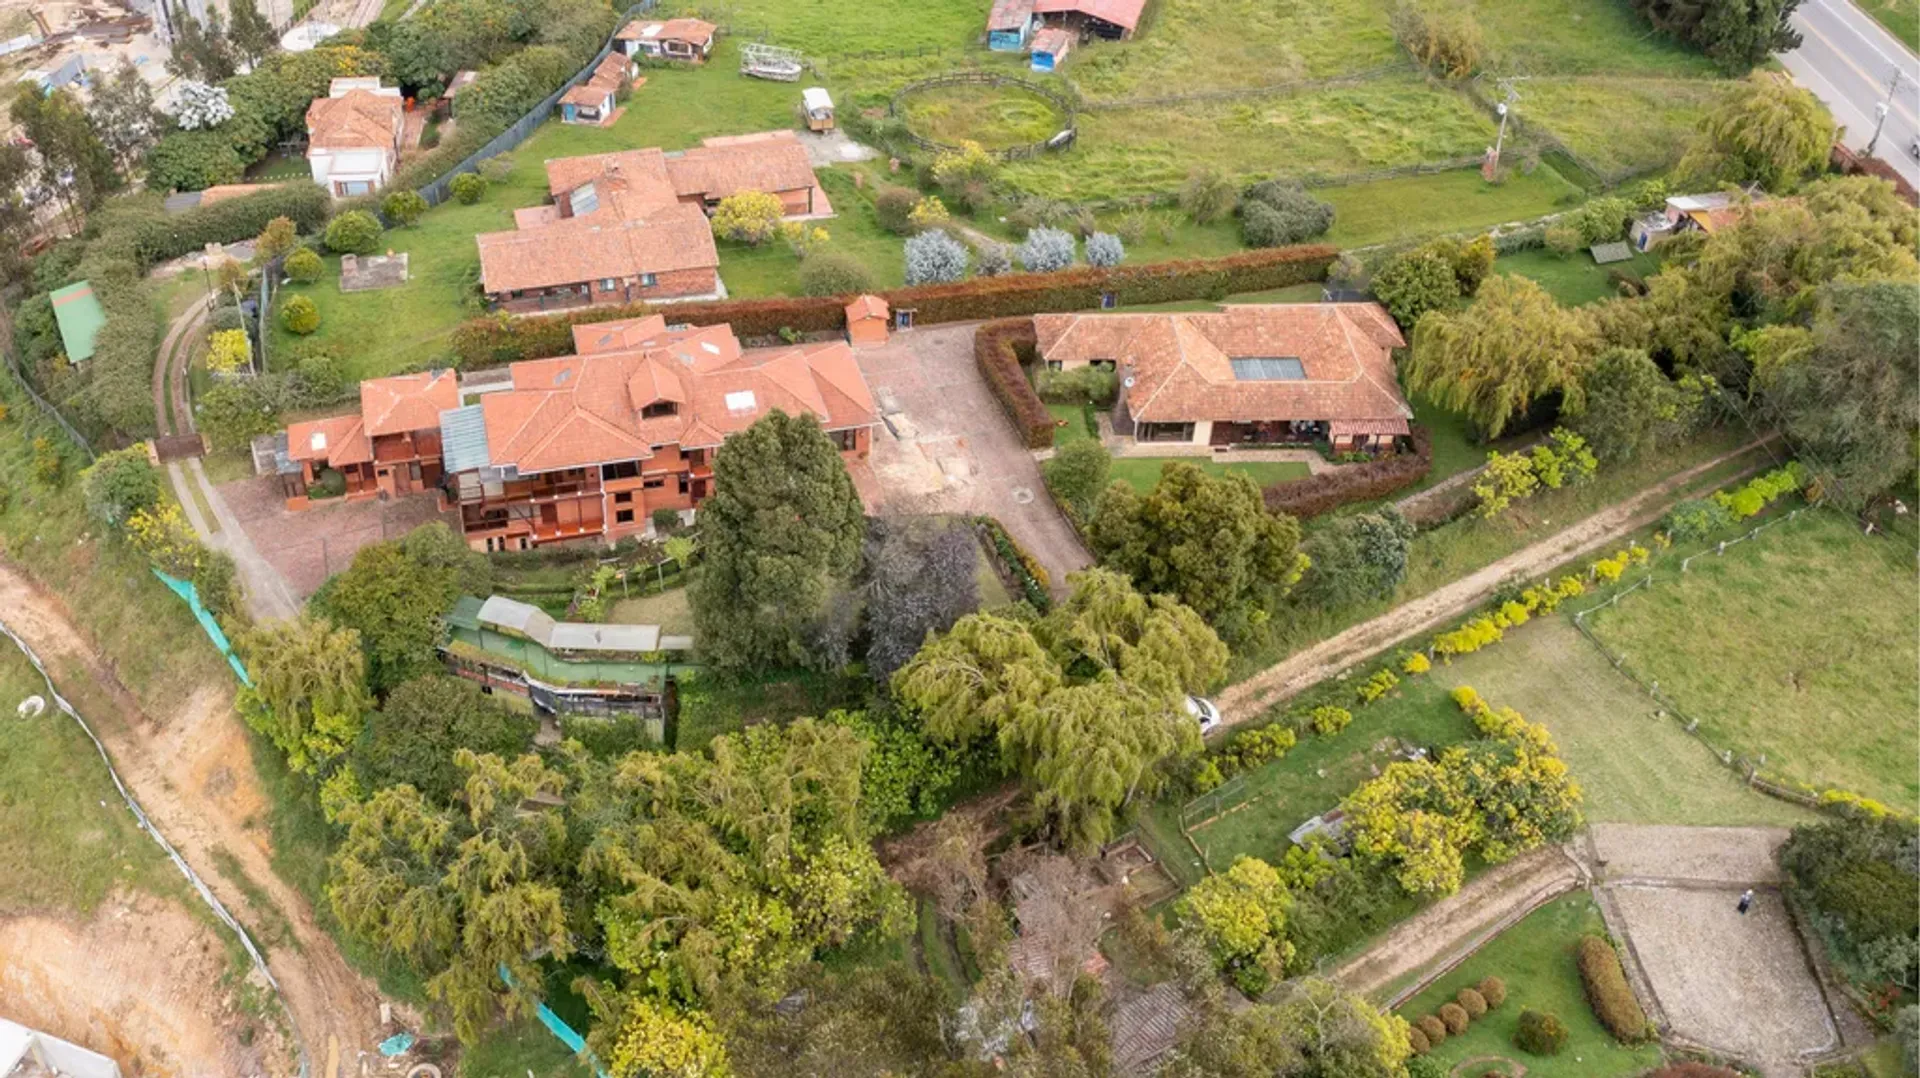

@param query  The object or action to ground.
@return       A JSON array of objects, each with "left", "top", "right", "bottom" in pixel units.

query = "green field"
[
  {"left": 1067, "top": 0, "right": 1400, "bottom": 98},
  {"left": 1397, "top": 892, "right": 1664, "bottom": 1077},
  {"left": 1493, "top": 248, "right": 1662, "bottom": 307},
  {"left": 1853, "top": 0, "right": 1920, "bottom": 52},
  {"left": 1321, "top": 166, "right": 1584, "bottom": 248},
  {"left": 1584, "top": 509, "right": 1920, "bottom": 808},
  {"left": 1109, "top": 455, "right": 1312, "bottom": 494},
  {"left": 1520, "top": 77, "right": 1732, "bottom": 178},
  {"left": 1433, "top": 618, "right": 1813, "bottom": 826},
  {"left": 1475, "top": 0, "right": 1719, "bottom": 77},
  {"left": 898, "top": 82, "right": 1069, "bottom": 149}
]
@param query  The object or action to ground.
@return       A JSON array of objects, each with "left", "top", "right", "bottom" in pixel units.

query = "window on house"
[
  {"left": 616, "top": 509, "right": 634, "bottom": 524},
  {"left": 641, "top": 400, "right": 678, "bottom": 418},
  {"left": 677, "top": 473, "right": 690, "bottom": 494},
  {"left": 831, "top": 428, "right": 860, "bottom": 451},
  {"left": 339, "top": 180, "right": 372, "bottom": 197},
  {"left": 724, "top": 390, "right": 756, "bottom": 414},
  {"left": 613, "top": 491, "right": 632, "bottom": 504},
  {"left": 1091, "top": 359, "right": 1116, "bottom": 371},
  {"left": 643, "top": 477, "right": 666, "bottom": 489},
  {"left": 572, "top": 181, "right": 600, "bottom": 216},
  {"left": 601, "top": 278, "right": 618, "bottom": 291},
  {"left": 1046, "top": 360, "right": 1063, "bottom": 372},
  {"left": 601, "top": 461, "right": 640, "bottom": 480},
  {"left": 640, "top": 272, "right": 658, "bottom": 287},
  {"left": 1138, "top": 422, "right": 1196, "bottom": 443}
]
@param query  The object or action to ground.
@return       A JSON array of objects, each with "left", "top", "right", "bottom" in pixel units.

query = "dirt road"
[
  {"left": 0, "top": 564, "right": 387, "bottom": 1078},
  {"left": 1219, "top": 440, "right": 1775, "bottom": 723}
]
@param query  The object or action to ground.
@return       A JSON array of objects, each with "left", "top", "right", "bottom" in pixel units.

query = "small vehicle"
[
  {"left": 1185, "top": 695, "right": 1222, "bottom": 735},
  {"left": 1908, "top": 136, "right": 1920, "bottom": 161}
]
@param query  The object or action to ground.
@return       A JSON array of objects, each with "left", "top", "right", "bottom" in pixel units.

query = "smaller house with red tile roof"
[
  {"left": 1033, "top": 0, "right": 1147, "bottom": 39},
  {"left": 615, "top": 17, "right": 715, "bottom": 62},
  {"left": 1034, "top": 303, "right": 1413, "bottom": 454},
  {"left": 435, "top": 316, "right": 878, "bottom": 550},
  {"left": 305, "top": 77, "right": 405, "bottom": 198},
  {"left": 560, "top": 53, "right": 638, "bottom": 126},
  {"left": 282, "top": 370, "right": 459, "bottom": 509}
]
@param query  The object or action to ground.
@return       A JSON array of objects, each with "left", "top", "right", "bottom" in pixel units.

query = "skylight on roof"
[
  {"left": 1229, "top": 357, "right": 1306, "bottom": 381},
  {"left": 724, "top": 390, "right": 757, "bottom": 413},
  {"left": 554, "top": 368, "right": 573, "bottom": 385},
  {"left": 572, "top": 181, "right": 599, "bottom": 216},
  {"left": 310, "top": 431, "right": 327, "bottom": 451},
  {"left": 700, "top": 342, "right": 719, "bottom": 354}
]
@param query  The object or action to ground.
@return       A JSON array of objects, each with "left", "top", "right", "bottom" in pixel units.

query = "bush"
[
  {"left": 798, "top": 252, "right": 875, "bottom": 297},
  {"left": 1017, "top": 227, "right": 1076, "bottom": 273},
  {"left": 382, "top": 189, "right": 429, "bottom": 227},
  {"left": 1044, "top": 439, "right": 1112, "bottom": 521},
  {"left": 1407, "top": 1025, "right": 1432, "bottom": 1055},
  {"left": 450, "top": 172, "right": 487, "bottom": 204},
  {"left": 1263, "top": 426, "right": 1432, "bottom": 519},
  {"left": 1456, "top": 986, "right": 1488, "bottom": 1018},
  {"left": 1393, "top": 0, "right": 1484, "bottom": 77},
  {"left": 1308, "top": 705, "right": 1352, "bottom": 736},
  {"left": 1407, "top": 1057, "right": 1445, "bottom": 1078},
  {"left": 1372, "top": 249, "right": 1460, "bottom": 328},
  {"left": 976, "top": 242, "right": 1013, "bottom": 277},
  {"left": 324, "top": 210, "right": 383, "bottom": 255},
  {"left": 1085, "top": 231, "right": 1125, "bottom": 267},
  {"left": 1545, "top": 222, "right": 1582, "bottom": 256},
  {"left": 874, "top": 186, "right": 918, "bottom": 235},
  {"left": 1355, "top": 668, "right": 1399, "bottom": 704},
  {"left": 1416, "top": 1014, "right": 1448, "bottom": 1046},
  {"left": 1663, "top": 496, "right": 1733, "bottom": 541},
  {"left": 126, "top": 183, "right": 331, "bottom": 271},
  {"left": 281, "top": 294, "right": 320, "bottom": 335},
  {"left": 1514, "top": 1009, "right": 1568, "bottom": 1055},
  {"left": 283, "top": 246, "right": 324, "bottom": 284},
  {"left": 1438, "top": 1001, "right": 1470, "bottom": 1034},
  {"left": 1477, "top": 975, "right": 1507, "bottom": 1008},
  {"left": 1180, "top": 166, "right": 1238, "bottom": 223},
  {"left": 1240, "top": 181, "right": 1336, "bottom": 247},
  {"left": 976, "top": 318, "right": 1053, "bottom": 449},
  {"left": 1035, "top": 364, "right": 1116, "bottom": 405},
  {"left": 1403, "top": 651, "right": 1432, "bottom": 675},
  {"left": 905, "top": 230, "right": 970, "bottom": 285},
  {"left": 907, "top": 195, "right": 951, "bottom": 232}
]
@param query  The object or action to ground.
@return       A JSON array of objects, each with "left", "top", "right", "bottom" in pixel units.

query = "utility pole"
[
  {"left": 1864, "top": 67, "right": 1903, "bottom": 156},
  {"left": 1483, "top": 76, "right": 1525, "bottom": 181}
]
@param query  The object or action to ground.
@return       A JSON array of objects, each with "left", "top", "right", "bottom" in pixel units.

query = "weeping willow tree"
[
  {"left": 237, "top": 613, "right": 371, "bottom": 774},
  {"left": 1405, "top": 274, "right": 1597, "bottom": 441}
]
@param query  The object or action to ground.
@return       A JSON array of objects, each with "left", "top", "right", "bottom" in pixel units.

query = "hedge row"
[
  {"left": 1262, "top": 425, "right": 1432, "bottom": 519},
  {"left": 127, "top": 183, "right": 332, "bottom": 271},
  {"left": 975, "top": 318, "right": 1052, "bottom": 450},
  {"left": 445, "top": 243, "right": 1338, "bottom": 368},
  {"left": 1575, "top": 935, "right": 1650, "bottom": 1042}
]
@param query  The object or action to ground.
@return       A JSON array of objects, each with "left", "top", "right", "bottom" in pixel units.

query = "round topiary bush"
[
  {"left": 1407, "top": 1025, "right": 1431, "bottom": 1055},
  {"left": 281, "top": 294, "right": 320, "bottom": 335},
  {"left": 1439, "top": 1002, "right": 1470, "bottom": 1034},
  {"left": 1514, "top": 1008, "right": 1569, "bottom": 1056},
  {"left": 1478, "top": 975, "right": 1508, "bottom": 1008},
  {"left": 1457, "top": 986, "right": 1488, "bottom": 1018},
  {"left": 284, "top": 247, "right": 324, "bottom": 284},
  {"left": 798, "top": 251, "right": 875, "bottom": 297},
  {"left": 450, "top": 171, "right": 487, "bottom": 204},
  {"left": 874, "top": 185, "right": 918, "bottom": 235},
  {"left": 324, "top": 210, "right": 383, "bottom": 255},
  {"left": 1416, "top": 1014, "right": 1448, "bottom": 1047}
]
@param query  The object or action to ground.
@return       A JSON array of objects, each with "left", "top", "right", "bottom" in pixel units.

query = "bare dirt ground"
[
  {"left": 1330, "top": 844, "right": 1584, "bottom": 1003},
  {"left": 853, "top": 324, "right": 1092, "bottom": 592},
  {"left": 1588, "top": 823, "right": 1788, "bottom": 885},
  {"left": 1218, "top": 440, "right": 1773, "bottom": 723},
  {"left": 0, "top": 564, "right": 389, "bottom": 1078},
  {"left": 0, "top": 893, "right": 278, "bottom": 1077}
]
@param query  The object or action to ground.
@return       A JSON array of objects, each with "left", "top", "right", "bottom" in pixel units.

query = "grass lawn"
[
  {"left": 1494, "top": 248, "right": 1662, "bottom": 307},
  {"left": 1108, "top": 456, "right": 1312, "bottom": 494},
  {"left": 673, "top": 668, "right": 869, "bottom": 750},
  {"left": 1321, "top": 165, "right": 1584, "bottom": 249},
  {"left": 1067, "top": 0, "right": 1399, "bottom": 98},
  {"left": 0, "top": 640, "right": 185, "bottom": 916},
  {"left": 1431, "top": 617, "right": 1814, "bottom": 827},
  {"left": 1398, "top": 891, "right": 1664, "bottom": 1077},
  {"left": 459, "top": 1018, "right": 593, "bottom": 1078},
  {"left": 607, "top": 584, "right": 694, "bottom": 635},
  {"left": 1476, "top": 0, "right": 1719, "bottom": 77},
  {"left": 1853, "top": 0, "right": 1920, "bottom": 52},
  {"left": 1520, "top": 77, "right": 1733, "bottom": 178},
  {"left": 897, "top": 82, "right": 1070, "bottom": 150},
  {"left": 1046, "top": 403, "right": 1096, "bottom": 444},
  {"left": 1583, "top": 508, "right": 1920, "bottom": 807}
]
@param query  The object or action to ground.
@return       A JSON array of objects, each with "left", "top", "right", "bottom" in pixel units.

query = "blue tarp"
[
  {"left": 499, "top": 964, "right": 607, "bottom": 1076},
  {"left": 153, "top": 569, "right": 252, "bottom": 686}
]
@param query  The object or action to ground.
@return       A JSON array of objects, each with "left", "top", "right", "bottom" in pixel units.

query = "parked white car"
[{"left": 1185, "top": 695, "right": 1221, "bottom": 735}]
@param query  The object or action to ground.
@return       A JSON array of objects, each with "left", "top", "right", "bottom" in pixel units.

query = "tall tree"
[
  {"left": 350, "top": 675, "right": 537, "bottom": 804},
  {"left": 691, "top": 410, "right": 867, "bottom": 673},
  {"left": 1163, "top": 978, "right": 1412, "bottom": 1078},
  {"left": 0, "top": 143, "right": 33, "bottom": 284},
  {"left": 862, "top": 515, "right": 979, "bottom": 682},
  {"left": 1633, "top": 0, "right": 1802, "bottom": 72},
  {"left": 238, "top": 614, "right": 373, "bottom": 774},
  {"left": 87, "top": 61, "right": 162, "bottom": 177},
  {"left": 1086, "top": 462, "right": 1307, "bottom": 642},
  {"left": 1406, "top": 274, "right": 1596, "bottom": 440},
  {"left": 165, "top": 11, "right": 239, "bottom": 82},
  {"left": 1568, "top": 347, "right": 1711, "bottom": 463},
  {"left": 309, "top": 539, "right": 458, "bottom": 694},
  {"left": 1679, "top": 72, "right": 1833, "bottom": 191},
  {"left": 9, "top": 89, "right": 118, "bottom": 220},
  {"left": 1763, "top": 278, "right": 1920, "bottom": 508},
  {"left": 227, "top": 0, "right": 280, "bottom": 68},
  {"left": 1177, "top": 855, "right": 1295, "bottom": 996}
]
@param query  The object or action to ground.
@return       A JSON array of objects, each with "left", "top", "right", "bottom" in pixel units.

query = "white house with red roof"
[{"left": 305, "top": 77, "right": 405, "bottom": 198}]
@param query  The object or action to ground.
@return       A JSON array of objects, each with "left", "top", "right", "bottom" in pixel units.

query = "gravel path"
[{"left": 1218, "top": 439, "right": 1775, "bottom": 724}]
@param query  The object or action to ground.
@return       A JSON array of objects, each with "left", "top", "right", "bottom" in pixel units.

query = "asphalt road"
[{"left": 1780, "top": 0, "right": 1920, "bottom": 188}]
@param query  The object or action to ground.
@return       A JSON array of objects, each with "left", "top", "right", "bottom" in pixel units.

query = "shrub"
[
  {"left": 284, "top": 246, "right": 324, "bottom": 284},
  {"left": 1263, "top": 426, "right": 1432, "bottom": 519},
  {"left": 1355, "top": 668, "right": 1399, "bottom": 704},
  {"left": 324, "top": 210, "right": 383, "bottom": 255},
  {"left": 281, "top": 295, "right": 320, "bottom": 335},
  {"left": 905, "top": 230, "right": 970, "bottom": 285},
  {"left": 31, "top": 437, "right": 64, "bottom": 487},
  {"left": 450, "top": 172, "right": 487, "bottom": 204},
  {"left": 1545, "top": 222, "right": 1583, "bottom": 255},
  {"left": 1043, "top": 439, "right": 1112, "bottom": 521},
  {"left": 711, "top": 191, "right": 786, "bottom": 245},
  {"left": 1457, "top": 986, "right": 1487, "bottom": 1017},
  {"left": 798, "top": 252, "right": 874, "bottom": 297},
  {"left": 1577, "top": 935, "right": 1649, "bottom": 1041},
  {"left": 976, "top": 319, "right": 1053, "bottom": 449},
  {"left": 1407, "top": 1025, "right": 1432, "bottom": 1055},
  {"left": 1438, "top": 1002, "right": 1470, "bottom": 1034},
  {"left": 1416, "top": 1014, "right": 1448, "bottom": 1046},
  {"left": 1514, "top": 1009, "right": 1568, "bottom": 1055},
  {"left": 205, "top": 328, "right": 252, "bottom": 374},
  {"left": 1372, "top": 249, "right": 1461, "bottom": 328},
  {"left": 1180, "top": 166, "right": 1238, "bottom": 223},
  {"left": 1477, "top": 975, "right": 1507, "bottom": 1008},
  {"left": 874, "top": 185, "right": 918, "bottom": 234},
  {"left": 976, "top": 242, "right": 1012, "bottom": 277},
  {"left": 907, "top": 195, "right": 951, "bottom": 231},
  {"left": 382, "top": 189, "right": 429, "bottom": 227},
  {"left": 1035, "top": 364, "right": 1115, "bottom": 405},
  {"left": 1403, "top": 651, "right": 1432, "bottom": 675},
  {"left": 1407, "top": 1057, "right": 1445, "bottom": 1078},
  {"left": 1393, "top": 0, "right": 1483, "bottom": 78},
  {"left": 1240, "top": 181, "right": 1335, "bottom": 247},
  {"left": 1085, "top": 231, "right": 1125, "bottom": 267},
  {"left": 1017, "top": 227, "right": 1077, "bottom": 273},
  {"left": 1308, "top": 705, "right": 1353, "bottom": 736}
]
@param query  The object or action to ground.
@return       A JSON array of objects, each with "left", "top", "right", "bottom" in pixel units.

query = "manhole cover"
[{"left": 1011, "top": 487, "right": 1034, "bottom": 504}]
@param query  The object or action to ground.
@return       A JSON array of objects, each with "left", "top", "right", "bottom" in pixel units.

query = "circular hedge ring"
[{"left": 889, "top": 72, "right": 1077, "bottom": 160}]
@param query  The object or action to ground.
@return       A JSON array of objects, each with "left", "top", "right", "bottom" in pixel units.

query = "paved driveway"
[
  {"left": 854, "top": 324, "right": 1091, "bottom": 591},
  {"left": 217, "top": 476, "right": 458, "bottom": 603}
]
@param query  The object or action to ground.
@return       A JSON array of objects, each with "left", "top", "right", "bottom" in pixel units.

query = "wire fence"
[
  {"left": 0, "top": 298, "right": 94, "bottom": 462},
  {"left": 1179, "top": 772, "right": 1254, "bottom": 833},
  {"left": 889, "top": 71, "right": 1078, "bottom": 161}
]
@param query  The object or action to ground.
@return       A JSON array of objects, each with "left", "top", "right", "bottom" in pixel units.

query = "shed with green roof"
[{"left": 49, "top": 282, "right": 106, "bottom": 364}]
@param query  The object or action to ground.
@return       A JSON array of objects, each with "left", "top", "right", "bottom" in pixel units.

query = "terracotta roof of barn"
[
  {"left": 1032, "top": 26, "right": 1075, "bottom": 52},
  {"left": 1033, "top": 0, "right": 1148, "bottom": 31},
  {"left": 360, "top": 370, "right": 459, "bottom": 437},
  {"left": 1033, "top": 303, "right": 1410, "bottom": 425},
  {"left": 664, "top": 131, "right": 818, "bottom": 201},
  {"left": 468, "top": 317, "right": 878, "bottom": 475},
  {"left": 305, "top": 89, "right": 401, "bottom": 150}
]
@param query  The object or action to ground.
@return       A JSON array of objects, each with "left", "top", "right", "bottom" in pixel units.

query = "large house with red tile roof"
[
  {"left": 305, "top": 77, "right": 405, "bottom": 198},
  {"left": 284, "top": 370, "right": 459, "bottom": 508},
  {"left": 1033, "top": 304, "right": 1413, "bottom": 453},
  {"left": 474, "top": 133, "right": 829, "bottom": 314},
  {"left": 435, "top": 315, "right": 877, "bottom": 550}
]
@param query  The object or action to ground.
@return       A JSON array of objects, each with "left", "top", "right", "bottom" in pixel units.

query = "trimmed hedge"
[
  {"left": 128, "top": 183, "right": 331, "bottom": 270},
  {"left": 1514, "top": 1009, "right": 1568, "bottom": 1055},
  {"left": 1438, "top": 1002, "right": 1469, "bottom": 1034},
  {"left": 1477, "top": 975, "right": 1507, "bottom": 1008},
  {"left": 1456, "top": 986, "right": 1487, "bottom": 1018},
  {"left": 1263, "top": 425, "right": 1432, "bottom": 520},
  {"left": 975, "top": 318, "right": 1052, "bottom": 450},
  {"left": 1407, "top": 1025, "right": 1431, "bottom": 1054},
  {"left": 1415, "top": 1014, "right": 1448, "bottom": 1046},
  {"left": 1576, "top": 935, "right": 1649, "bottom": 1041},
  {"left": 446, "top": 243, "right": 1337, "bottom": 367}
]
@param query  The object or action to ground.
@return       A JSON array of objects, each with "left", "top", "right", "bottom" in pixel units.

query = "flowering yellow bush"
[
  {"left": 1433, "top": 616, "right": 1503, "bottom": 659},
  {"left": 1402, "top": 651, "right": 1432, "bottom": 675},
  {"left": 1355, "top": 668, "right": 1400, "bottom": 704}
]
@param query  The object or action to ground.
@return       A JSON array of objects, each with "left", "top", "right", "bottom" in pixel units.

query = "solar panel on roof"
[{"left": 1229, "top": 357, "right": 1306, "bottom": 381}]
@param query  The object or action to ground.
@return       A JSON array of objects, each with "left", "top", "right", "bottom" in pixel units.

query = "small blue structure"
[
  {"left": 1030, "top": 26, "right": 1074, "bottom": 72},
  {"left": 987, "top": 0, "right": 1037, "bottom": 50}
]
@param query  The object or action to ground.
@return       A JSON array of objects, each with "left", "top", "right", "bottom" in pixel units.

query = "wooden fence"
[{"left": 889, "top": 71, "right": 1079, "bottom": 161}]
